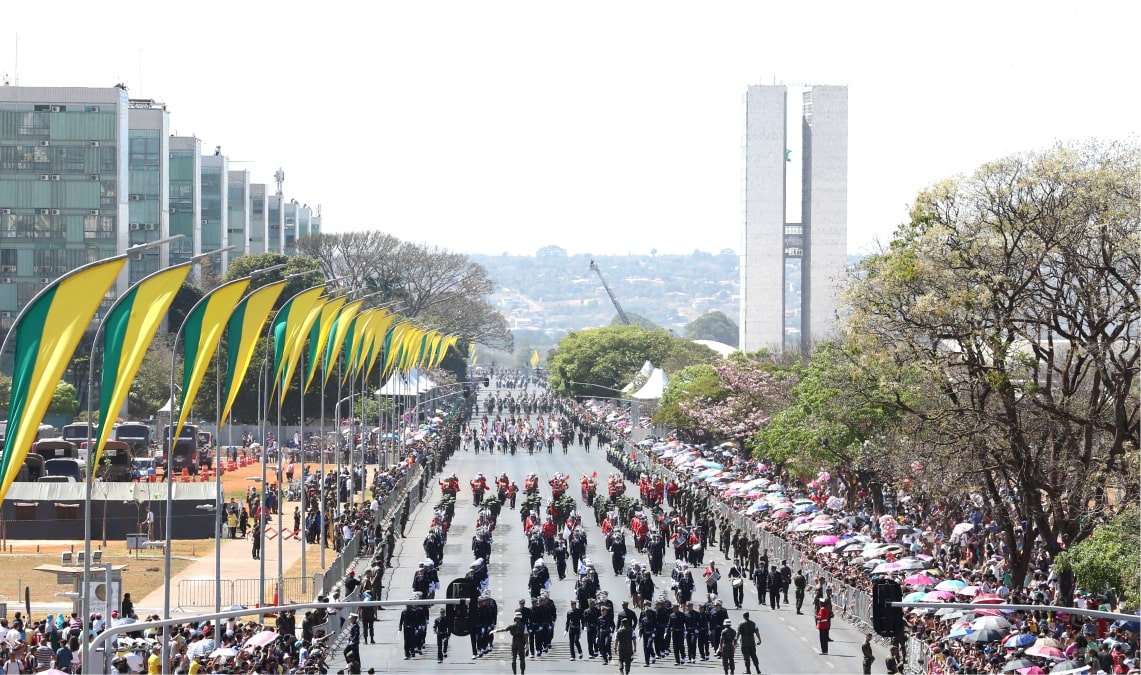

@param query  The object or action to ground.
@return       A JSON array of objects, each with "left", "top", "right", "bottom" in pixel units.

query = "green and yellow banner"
[
  {"left": 270, "top": 286, "right": 325, "bottom": 403},
  {"left": 304, "top": 296, "right": 346, "bottom": 393},
  {"left": 0, "top": 258, "right": 125, "bottom": 501},
  {"left": 174, "top": 278, "right": 251, "bottom": 444},
  {"left": 323, "top": 300, "right": 363, "bottom": 386},
  {"left": 277, "top": 294, "right": 327, "bottom": 404},
  {"left": 220, "top": 279, "right": 288, "bottom": 425},
  {"left": 93, "top": 263, "right": 191, "bottom": 468},
  {"left": 363, "top": 310, "right": 397, "bottom": 380}
]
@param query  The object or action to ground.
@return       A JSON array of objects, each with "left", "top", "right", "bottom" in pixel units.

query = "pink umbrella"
[
  {"left": 957, "top": 585, "right": 980, "bottom": 596},
  {"left": 922, "top": 590, "right": 956, "bottom": 602},
  {"left": 1024, "top": 644, "right": 1066, "bottom": 660},
  {"left": 972, "top": 593, "right": 1006, "bottom": 604},
  {"left": 904, "top": 574, "right": 938, "bottom": 586},
  {"left": 1017, "top": 667, "right": 1046, "bottom": 675},
  {"left": 813, "top": 535, "right": 840, "bottom": 546},
  {"left": 243, "top": 630, "right": 279, "bottom": 649},
  {"left": 773, "top": 511, "right": 792, "bottom": 519}
]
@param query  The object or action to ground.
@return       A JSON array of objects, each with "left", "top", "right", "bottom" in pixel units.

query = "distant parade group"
[{"left": 382, "top": 374, "right": 835, "bottom": 675}]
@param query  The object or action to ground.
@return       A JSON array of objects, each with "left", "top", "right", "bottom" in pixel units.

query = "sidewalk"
[{"left": 134, "top": 526, "right": 316, "bottom": 616}]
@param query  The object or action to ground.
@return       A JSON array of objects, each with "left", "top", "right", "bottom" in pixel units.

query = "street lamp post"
[{"left": 78, "top": 235, "right": 186, "bottom": 675}]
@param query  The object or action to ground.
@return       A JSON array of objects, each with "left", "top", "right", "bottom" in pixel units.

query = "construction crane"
[{"left": 589, "top": 260, "right": 631, "bottom": 325}]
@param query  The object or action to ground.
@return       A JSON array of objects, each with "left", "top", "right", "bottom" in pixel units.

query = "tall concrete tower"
[{"left": 740, "top": 84, "right": 848, "bottom": 354}]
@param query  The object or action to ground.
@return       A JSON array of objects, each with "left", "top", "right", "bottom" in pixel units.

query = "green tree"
[
  {"left": 224, "top": 253, "right": 325, "bottom": 307},
  {"left": 47, "top": 381, "right": 80, "bottom": 417},
  {"left": 609, "top": 312, "right": 659, "bottom": 330},
  {"left": 752, "top": 342, "right": 907, "bottom": 511},
  {"left": 549, "top": 326, "right": 676, "bottom": 397},
  {"left": 1054, "top": 507, "right": 1140, "bottom": 610},
  {"left": 167, "top": 282, "right": 204, "bottom": 335},
  {"left": 127, "top": 337, "right": 177, "bottom": 420},
  {"left": 684, "top": 310, "right": 739, "bottom": 347},
  {"left": 654, "top": 364, "right": 720, "bottom": 433},
  {"left": 842, "top": 140, "right": 1140, "bottom": 594}
]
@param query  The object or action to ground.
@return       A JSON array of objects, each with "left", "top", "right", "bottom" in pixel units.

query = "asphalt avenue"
[{"left": 341, "top": 391, "right": 890, "bottom": 673}]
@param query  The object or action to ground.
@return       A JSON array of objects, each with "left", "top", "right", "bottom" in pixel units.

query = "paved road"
[{"left": 340, "top": 392, "right": 890, "bottom": 673}]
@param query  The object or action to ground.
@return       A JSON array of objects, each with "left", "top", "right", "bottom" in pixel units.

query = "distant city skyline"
[{"left": 1, "top": 1, "right": 1135, "bottom": 257}]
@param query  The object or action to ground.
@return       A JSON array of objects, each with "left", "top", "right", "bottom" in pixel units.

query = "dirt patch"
[{"left": 0, "top": 540, "right": 208, "bottom": 606}]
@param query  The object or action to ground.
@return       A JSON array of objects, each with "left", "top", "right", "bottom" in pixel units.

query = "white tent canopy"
[
  {"left": 692, "top": 339, "right": 737, "bottom": 358},
  {"left": 377, "top": 368, "right": 438, "bottom": 396},
  {"left": 631, "top": 367, "right": 668, "bottom": 400},
  {"left": 622, "top": 360, "right": 655, "bottom": 393}
]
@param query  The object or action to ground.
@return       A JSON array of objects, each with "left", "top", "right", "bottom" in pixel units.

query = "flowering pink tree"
[{"left": 677, "top": 358, "right": 792, "bottom": 446}]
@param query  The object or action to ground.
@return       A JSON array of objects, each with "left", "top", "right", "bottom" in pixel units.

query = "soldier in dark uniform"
[
  {"left": 583, "top": 598, "right": 600, "bottom": 658},
  {"left": 433, "top": 608, "right": 450, "bottom": 662},
  {"left": 861, "top": 633, "right": 875, "bottom": 674},
  {"left": 708, "top": 598, "right": 729, "bottom": 653},
  {"left": 565, "top": 600, "right": 584, "bottom": 660},
  {"left": 538, "top": 594, "right": 557, "bottom": 655},
  {"left": 718, "top": 619, "right": 737, "bottom": 675},
  {"left": 553, "top": 537, "right": 569, "bottom": 580},
  {"left": 737, "top": 612, "right": 761, "bottom": 674},
  {"left": 752, "top": 565, "right": 768, "bottom": 606},
  {"left": 596, "top": 605, "right": 616, "bottom": 664},
  {"left": 648, "top": 533, "right": 666, "bottom": 575},
  {"left": 515, "top": 599, "right": 534, "bottom": 656},
  {"left": 793, "top": 569, "right": 808, "bottom": 614},
  {"left": 668, "top": 603, "right": 688, "bottom": 664},
  {"left": 683, "top": 601, "right": 700, "bottom": 663},
  {"left": 398, "top": 602, "right": 419, "bottom": 659},
  {"left": 779, "top": 560, "right": 793, "bottom": 604},
  {"left": 638, "top": 606, "right": 658, "bottom": 665},
  {"left": 767, "top": 566, "right": 782, "bottom": 610},
  {"left": 496, "top": 612, "right": 529, "bottom": 675},
  {"left": 654, "top": 597, "right": 672, "bottom": 658},
  {"left": 614, "top": 618, "right": 636, "bottom": 675}
]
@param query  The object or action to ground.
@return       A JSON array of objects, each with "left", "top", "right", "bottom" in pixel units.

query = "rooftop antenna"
[{"left": 274, "top": 168, "right": 285, "bottom": 197}]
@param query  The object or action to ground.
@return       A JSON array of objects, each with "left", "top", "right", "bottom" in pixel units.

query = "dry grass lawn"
[{"left": 0, "top": 457, "right": 325, "bottom": 609}]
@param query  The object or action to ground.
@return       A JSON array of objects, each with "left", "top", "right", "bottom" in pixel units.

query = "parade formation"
[{"left": 366, "top": 373, "right": 868, "bottom": 675}]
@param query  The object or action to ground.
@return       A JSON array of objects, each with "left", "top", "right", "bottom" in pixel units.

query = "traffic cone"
[
  {"left": 272, "top": 583, "right": 279, "bottom": 607},
  {"left": 180, "top": 468, "right": 190, "bottom": 482}
]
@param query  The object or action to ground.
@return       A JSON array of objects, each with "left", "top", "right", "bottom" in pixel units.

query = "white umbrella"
[{"left": 970, "top": 615, "right": 1011, "bottom": 631}]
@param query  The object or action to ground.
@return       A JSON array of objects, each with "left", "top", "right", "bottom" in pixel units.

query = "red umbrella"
[{"left": 971, "top": 593, "right": 1006, "bottom": 604}]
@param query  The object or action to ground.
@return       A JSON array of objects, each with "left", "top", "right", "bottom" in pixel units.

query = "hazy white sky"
[{"left": 3, "top": 1, "right": 1136, "bottom": 257}]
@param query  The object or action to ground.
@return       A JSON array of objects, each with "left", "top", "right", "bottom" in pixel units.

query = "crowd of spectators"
[{"left": 565, "top": 396, "right": 1138, "bottom": 675}]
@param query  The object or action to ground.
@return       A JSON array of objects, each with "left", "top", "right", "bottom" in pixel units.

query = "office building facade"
[
  {"left": 0, "top": 85, "right": 322, "bottom": 324},
  {"left": 126, "top": 99, "right": 170, "bottom": 286},
  {"left": 740, "top": 84, "right": 848, "bottom": 354},
  {"left": 0, "top": 86, "right": 130, "bottom": 324}
]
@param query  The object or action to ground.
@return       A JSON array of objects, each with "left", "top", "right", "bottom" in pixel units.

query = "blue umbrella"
[
  {"left": 948, "top": 626, "right": 973, "bottom": 638},
  {"left": 1004, "top": 633, "right": 1036, "bottom": 648},
  {"left": 794, "top": 503, "right": 819, "bottom": 514}
]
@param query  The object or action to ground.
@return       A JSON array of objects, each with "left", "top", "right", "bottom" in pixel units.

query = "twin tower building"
[{"left": 739, "top": 85, "right": 848, "bottom": 355}]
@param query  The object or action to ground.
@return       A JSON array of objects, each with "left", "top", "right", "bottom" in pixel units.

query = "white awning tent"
[
  {"left": 692, "top": 339, "right": 738, "bottom": 358},
  {"left": 631, "top": 367, "right": 668, "bottom": 400},
  {"left": 622, "top": 360, "right": 655, "bottom": 393},
  {"left": 376, "top": 368, "right": 438, "bottom": 396}
]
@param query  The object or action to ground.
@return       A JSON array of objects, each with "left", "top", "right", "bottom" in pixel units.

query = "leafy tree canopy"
[
  {"left": 1054, "top": 506, "right": 1140, "bottom": 610},
  {"left": 684, "top": 310, "right": 739, "bottom": 347},
  {"left": 548, "top": 326, "right": 676, "bottom": 398}
]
